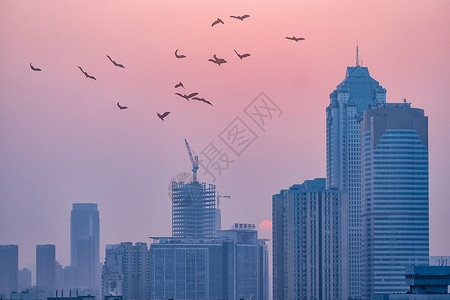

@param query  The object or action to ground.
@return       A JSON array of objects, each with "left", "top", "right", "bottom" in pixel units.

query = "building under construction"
[
  {"left": 171, "top": 139, "right": 216, "bottom": 238},
  {"left": 171, "top": 180, "right": 216, "bottom": 238}
]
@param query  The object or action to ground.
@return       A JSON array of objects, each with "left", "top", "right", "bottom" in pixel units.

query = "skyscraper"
[
  {"left": 70, "top": 203, "right": 100, "bottom": 289},
  {"left": 272, "top": 178, "right": 347, "bottom": 299},
  {"left": 326, "top": 49, "right": 386, "bottom": 298},
  {"left": 0, "top": 244, "right": 18, "bottom": 297},
  {"left": 36, "top": 244, "right": 56, "bottom": 294},
  {"left": 361, "top": 103, "right": 429, "bottom": 298}
]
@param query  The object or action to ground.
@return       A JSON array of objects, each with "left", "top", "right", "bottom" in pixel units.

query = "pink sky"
[{"left": 1, "top": 0, "right": 449, "bottom": 268}]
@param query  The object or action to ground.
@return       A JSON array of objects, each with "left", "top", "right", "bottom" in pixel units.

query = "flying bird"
[
  {"left": 106, "top": 55, "right": 125, "bottom": 68},
  {"left": 192, "top": 97, "right": 213, "bottom": 106},
  {"left": 285, "top": 36, "right": 305, "bottom": 42},
  {"left": 234, "top": 49, "right": 251, "bottom": 60},
  {"left": 175, "top": 92, "right": 199, "bottom": 101},
  {"left": 157, "top": 112, "right": 170, "bottom": 121},
  {"left": 211, "top": 18, "right": 224, "bottom": 27},
  {"left": 117, "top": 102, "right": 128, "bottom": 110},
  {"left": 175, "top": 82, "right": 185, "bottom": 89},
  {"left": 209, "top": 54, "right": 227, "bottom": 66},
  {"left": 175, "top": 49, "right": 186, "bottom": 59},
  {"left": 78, "top": 66, "right": 96, "bottom": 80},
  {"left": 230, "top": 14, "right": 250, "bottom": 21},
  {"left": 30, "top": 63, "right": 42, "bottom": 71}
]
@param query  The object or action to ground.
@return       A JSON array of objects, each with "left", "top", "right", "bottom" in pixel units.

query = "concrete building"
[
  {"left": 326, "top": 49, "right": 387, "bottom": 298},
  {"left": 361, "top": 103, "right": 429, "bottom": 299},
  {"left": 36, "top": 244, "right": 56, "bottom": 294},
  {"left": 102, "top": 242, "right": 150, "bottom": 300},
  {"left": 0, "top": 244, "right": 18, "bottom": 297},
  {"left": 18, "top": 268, "right": 32, "bottom": 292},
  {"left": 373, "top": 266, "right": 450, "bottom": 299},
  {"left": 149, "top": 225, "right": 268, "bottom": 300},
  {"left": 272, "top": 178, "right": 347, "bottom": 299},
  {"left": 70, "top": 203, "right": 100, "bottom": 290},
  {"left": 172, "top": 181, "right": 216, "bottom": 238}
]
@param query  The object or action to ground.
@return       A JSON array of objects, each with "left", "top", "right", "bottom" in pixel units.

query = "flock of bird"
[{"left": 29, "top": 13, "right": 305, "bottom": 122}]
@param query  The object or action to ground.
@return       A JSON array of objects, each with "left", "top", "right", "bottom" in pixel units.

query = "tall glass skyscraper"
[
  {"left": 326, "top": 54, "right": 386, "bottom": 298},
  {"left": 70, "top": 203, "right": 100, "bottom": 289},
  {"left": 361, "top": 103, "right": 429, "bottom": 299}
]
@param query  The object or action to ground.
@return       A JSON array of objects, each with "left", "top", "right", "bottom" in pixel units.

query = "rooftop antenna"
[{"left": 356, "top": 40, "right": 360, "bottom": 67}]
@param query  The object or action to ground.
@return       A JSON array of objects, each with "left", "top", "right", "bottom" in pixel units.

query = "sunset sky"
[{"left": 1, "top": 0, "right": 449, "bottom": 268}]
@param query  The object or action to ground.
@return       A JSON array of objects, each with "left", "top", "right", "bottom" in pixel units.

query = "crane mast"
[{"left": 184, "top": 139, "right": 199, "bottom": 183}]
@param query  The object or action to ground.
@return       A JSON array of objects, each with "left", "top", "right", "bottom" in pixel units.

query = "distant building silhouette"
[
  {"left": 326, "top": 50, "right": 387, "bottom": 298},
  {"left": 18, "top": 268, "right": 32, "bottom": 292},
  {"left": 70, "top": 203, "right": 100, "bottom": 291},
  {"left": 273, "top": 178, "right": 347, "bottom": 299},
  {"left": 361, "top": 103, "right": 429, "bottom": 298},
  {"left": 36, "top": 244, "right": 56, "bottom": 295},
  {"left": 102, "top": 242, "right": 150, "bottom": 300},
  {"left": 0, "top": 244, "right": 18, "bottom": 297}
]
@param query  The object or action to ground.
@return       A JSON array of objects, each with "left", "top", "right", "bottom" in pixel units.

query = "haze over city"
[{"left": 1, "top": 0, "right": 449, "bottom": 272}]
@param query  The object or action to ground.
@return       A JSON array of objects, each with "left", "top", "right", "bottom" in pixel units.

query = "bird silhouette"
[
  {"left": 175, "top": 92, "right": 199, "bottom": 101},
  {"left": 230, "top": 14, "right": 250, "bottom": 21},
  {"left": 175, "top": 82, "right": 185, "bottom": 89},
  {"left": 106, "top": 55, "right": 125, "bottom": 68},
  {"left": 285, "top": 36, "right": 305, "bottom": 42},
  {"left": 192, "top": 97, "right": 213, "bottom": 106},
  {"left": 78, "top": 66, "right": 96, "bottom": 80},
  {"left": 212, "top": 18, "right": 224, "bottom": 27},
  {"left": 157, "top": 112, "right": 170, "bottom": 121},
  {"left": 209, "top": 55, "right": 227, "bottom": 66},
  {"left": 117, "top": 102, "right": 128, "bottom": 110},
  {"left": 175, "top": 49, "right": 186, "bottom": 59},
  {"left": 30, "top": 63, "right": 42, "bottom": 71},
  {"left": 234, "top": 50, "right": 251, "bottom": 60}
]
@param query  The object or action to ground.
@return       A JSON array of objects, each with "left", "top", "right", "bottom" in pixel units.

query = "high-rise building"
[
  {"left": 102, "top": 242, "right": 150, "bottom": 300},
  {"left": 149, "top": 225, "right": 268, "bottom": 300},
  {"left": 0, "top": 244, "right": 18, "bottom": 296},
  {"left": 18, "top": 268, "right": 32, "bottom": 292},
  {"left": 361, "top": 103, "right": 429, "bottom": 298},
  {"left": 70, "top": 203, "right": 100, "bottom": 290},
  {"left": 36, "top": 244, "right": 56, "bottom": 294},
  {"left": 326, "top": 49, "right": 386, "bottom": 298},
  {"left": 172, "top": 181, "right": 216, "bottom": 238},
  {"left": 272, "top": 178, "right": 347, "bottom": 300}
]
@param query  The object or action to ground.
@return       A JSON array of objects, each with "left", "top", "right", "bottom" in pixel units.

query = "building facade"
[
  {"left": 326, "top": 58, "right": 386, "bottom": 298},
  {"left": 361, "top": 103, "right": 429, "bottom": 299},
  {"left": 0, "top": 244, "right": 18, "bottom": 297},
  {"left": 102, "top": 242, "right": 150, "bottom": 300},
  {"left": 36, "top": 244, "right": 56, "bottom": 294},
  {"left": 149, "top": 226, "right": 268, "bottom": 300},
  {"left": 70, "top": 203, "right": 100, "bottom": 290},
  {"left": 272, "top": 178, "right": 347, "bottom": 299}
]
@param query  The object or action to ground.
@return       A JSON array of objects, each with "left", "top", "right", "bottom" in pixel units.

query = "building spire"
[{"left": 356, "top": 40, "right": 360, "bottom": 67}]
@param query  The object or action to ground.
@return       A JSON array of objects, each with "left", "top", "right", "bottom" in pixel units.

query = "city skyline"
[{"left": 1, "top": 0, "right": 450, "bottom": 270}]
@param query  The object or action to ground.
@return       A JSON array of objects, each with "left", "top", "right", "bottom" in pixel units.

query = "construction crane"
[
  {"left": 184, "top": 139, "right": 199, "bottom": 183},
  {"left": 216, "top": 191, "right": 231, "bottom": 209}
]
